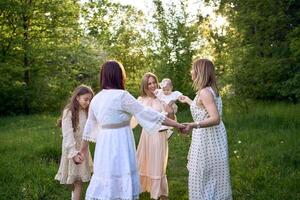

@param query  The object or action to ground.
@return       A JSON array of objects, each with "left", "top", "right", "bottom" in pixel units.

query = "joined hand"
[
  {"left": 73, "top": 152, "right": 84, "bottom": 165},
  {"left": 179, "top": 123, "right": 193, "bottom": 134}
]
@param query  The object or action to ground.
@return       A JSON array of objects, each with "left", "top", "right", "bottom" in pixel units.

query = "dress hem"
[
  {"left": 55, "top": 174, "right": 91, "bottom": 185},
  {"left": 85, "top": 194, "right": 139, "bottom": 200}
]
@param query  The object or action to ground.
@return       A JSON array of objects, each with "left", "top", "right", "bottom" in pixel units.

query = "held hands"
[
  {"left": 180, "top": 123, "right": 194, "bottom": 134},
  {"left": 175, "top": 123, "right": 186, "bottom": 133},
  {"left": 175, "top": 123, "right": 194, "bottom": 135},
  {"left": 72, "top": 151, "right": 84, "bottom": 165}
]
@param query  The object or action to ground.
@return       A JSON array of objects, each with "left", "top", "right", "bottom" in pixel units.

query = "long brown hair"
[
  {"left": 140, "top": 72, "right": 159, "bottom": 97},
  {"left": 58, "top": 85, "right": 94, "bottom": 132},
  {"left": 192, "top": 58, "right": 219, "bottom": 96},
  {"left": 100, "top": 60, "right": 126, "bottom": 90}
]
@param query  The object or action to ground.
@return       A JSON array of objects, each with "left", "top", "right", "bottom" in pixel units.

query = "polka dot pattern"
[{"left": 187, "top": 87, "right": 232, "bottom": 200}]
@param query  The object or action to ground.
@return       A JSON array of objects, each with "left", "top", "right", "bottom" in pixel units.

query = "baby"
[
  {"left": 155, "top": 78, "right": 183, "bottom": 139},
  {"left": 156, "top": 78, "right": 183, "bottom": 114}
]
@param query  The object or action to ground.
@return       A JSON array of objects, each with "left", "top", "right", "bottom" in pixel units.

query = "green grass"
[{"left": 0, "top": 101, "right": 299, "bottom": 200}]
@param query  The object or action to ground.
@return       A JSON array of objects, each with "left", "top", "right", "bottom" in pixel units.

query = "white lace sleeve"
[
  {"left": 82, "top": 103, "right": 98, "bottom": 143},
  {"left": 61, "top": 109, "right": 78, "bottom": 159},
  {"left": 122, "top": 91, "right": 165, "bottom": 134}
]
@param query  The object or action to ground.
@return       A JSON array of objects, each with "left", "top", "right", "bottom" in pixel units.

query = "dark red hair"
[{"left": 100, "top": 60, "right": 126, "bottom": 90}]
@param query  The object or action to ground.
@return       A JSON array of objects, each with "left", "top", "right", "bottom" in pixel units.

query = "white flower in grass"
[
  {"left": 281, "top": 140, "right": 284, "bottom": 144},
  {"left": 233, "top": 150, "right": 238, "bottom": 154},
  {"left": 236, "top": 156, "right": 240, "bottom": 159},
  {"left": 238, "top": 140, "right": 242, "bottom": 144}
]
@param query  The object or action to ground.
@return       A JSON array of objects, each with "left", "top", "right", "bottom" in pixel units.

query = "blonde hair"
[
  {"left": 140, "top": 72, "right": 159, "bottom": 97},
  {"left": 192, "top": 58, "right": 219, "bottom": 96},
  {"left": 160, "top": 78, "right": 173, "bottom": 89}
]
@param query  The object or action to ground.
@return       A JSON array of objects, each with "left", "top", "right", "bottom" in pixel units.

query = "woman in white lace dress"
[
  {"left": 180, "top": 59, "right": 232, "bottom": 200},
  {"left": 75, "top": 60, "right": 185, "bottom": 200}
]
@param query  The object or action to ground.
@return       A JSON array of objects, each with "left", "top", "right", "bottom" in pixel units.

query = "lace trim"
[
  {"left": 83, "top": 135, "right": 96, "bottom": 143},
  {"left": 55, "top": 174, "right": 91, "bottom": 184},
  {"left": 85, "top": 194, "right": 139, "bottom": 200}
]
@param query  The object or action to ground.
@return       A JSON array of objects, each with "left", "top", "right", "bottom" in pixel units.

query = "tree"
[
  {"left": 81, "top": 0, "right": 150, "bottom": 96},
  {"left": 151, "top": 0, "right": 200, "bottom": 96},
  {"left": 0, "top": 0, "right": 102, "bottom": 114},
  {"left": 216, "top": 0, "right": 300, "bottom": 101}
]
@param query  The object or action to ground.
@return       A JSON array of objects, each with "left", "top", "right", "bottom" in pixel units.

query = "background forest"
[{"left": 1, "top": 0, "right": 299, "bottom": 115}]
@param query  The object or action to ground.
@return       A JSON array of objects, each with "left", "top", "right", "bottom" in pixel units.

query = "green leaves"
[
  {"left": 151, "top": 0, "right": 198, "bottom": 96},
  {"left": 0, "top": 0, "right": 95, "bottom": 114},
  {"left": 215, "top": 0, "right": 300, "bottom": 102},
  {"left": 1, "top": 0, "right": 299, "bottom": 115}
]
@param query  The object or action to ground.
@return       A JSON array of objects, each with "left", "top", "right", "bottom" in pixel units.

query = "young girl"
[
  {"left": 179, "top": 59, "right": 232, "bottom": 200},
  {"left": 134, "top": 73, "right": 175, "bottom": 200},
  {"left": 55, "top": 85, "right": 94, "bottom": 200}
]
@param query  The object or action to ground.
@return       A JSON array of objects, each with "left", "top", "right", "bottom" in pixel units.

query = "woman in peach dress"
[{"left": 134, "top": 72, "right": 175, "bottom": 200}]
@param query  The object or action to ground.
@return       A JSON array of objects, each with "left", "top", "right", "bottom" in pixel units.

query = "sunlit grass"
[{"left": 0, "top": 101, "right": 299, "bottom": 199}]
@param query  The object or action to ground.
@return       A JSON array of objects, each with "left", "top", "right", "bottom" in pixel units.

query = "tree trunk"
[{"left": 23, "top": 0, "right": 31, "bottom": 115}]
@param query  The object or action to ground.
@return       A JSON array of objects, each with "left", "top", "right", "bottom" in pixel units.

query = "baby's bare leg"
[{"left": 171, "top": 103, "right": 178, "bottom": 114}]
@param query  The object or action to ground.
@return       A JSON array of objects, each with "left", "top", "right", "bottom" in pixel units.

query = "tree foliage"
[
  {"left": 151, "top": 0, "right": 200, "bottom": 96},
  {"left": 0, "top": 0, "right": 100, "bottom": 114},
  {"left": 215, "top": 0, "right": 300, "bottom": 102},
  {"left": 1, "top": 0, "right": 299, "bottom": 115}
]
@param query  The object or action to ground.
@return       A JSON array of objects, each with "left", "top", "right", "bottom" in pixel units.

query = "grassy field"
[{"left": 0, "top": 101, "right": 299, "bottom": 199}]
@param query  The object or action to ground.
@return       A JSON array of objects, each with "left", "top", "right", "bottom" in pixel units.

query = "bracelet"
[{"left": 195, "top": 121, "right": 201, "bottom": 128}]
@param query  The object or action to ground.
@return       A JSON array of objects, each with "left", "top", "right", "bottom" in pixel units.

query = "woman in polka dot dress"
[{"left": 179, "top": 58, "right": 232, "bottom": 200}]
